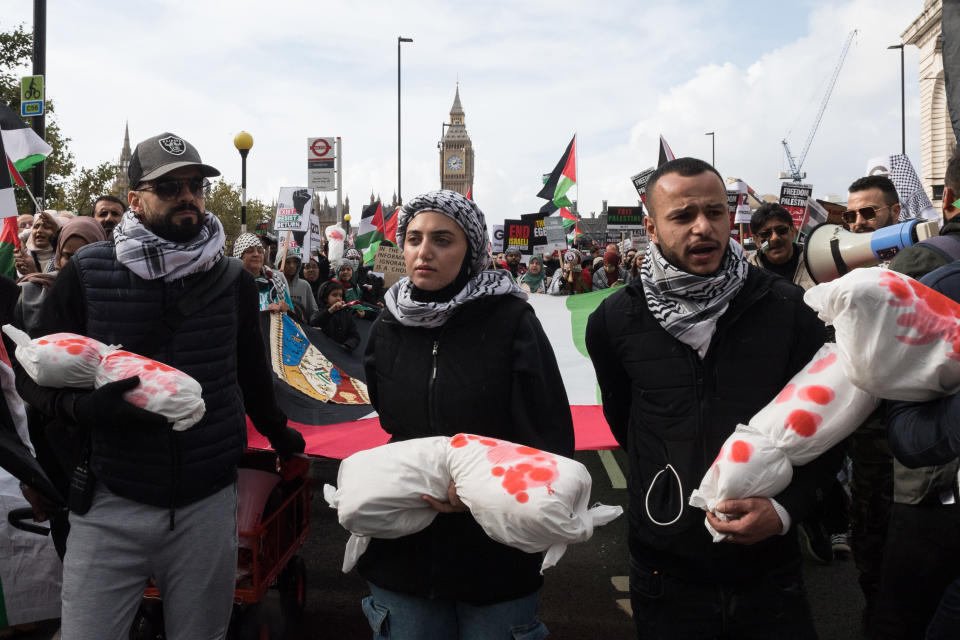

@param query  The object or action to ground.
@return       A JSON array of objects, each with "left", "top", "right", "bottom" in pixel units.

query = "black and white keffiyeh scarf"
[
  {"left": 385, "top": 189, "right": 526, "bottom": 328},
  {"left": 114, "top": 210, "right": 225, "bottom": 281},
  {"left": 640, "top": 238, "right": 748, "bottom": 359}
]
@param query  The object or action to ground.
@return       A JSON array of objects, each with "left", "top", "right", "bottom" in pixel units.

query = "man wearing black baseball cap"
[{"left": 15, "top": 132, "right": 305, "bottom": 639}]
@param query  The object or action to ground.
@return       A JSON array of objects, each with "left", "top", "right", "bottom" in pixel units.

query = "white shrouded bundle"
[
  {"left": 690, "top": 343, "right": 879, "bottom": 541},
  {"left": 3, "top": 325, "right": 112, "bottom": 388},
  {"left": 324, "top": 434, "right": 622, "bottom": 573},
  {"left": 322, "top": 437, "right": 451, "bottom": 572},
  {"left": 95, "top": 350, "right": 205, "bottom": 431},
  {"left": 2, "top": 325, "right": 205, "bottom": 431},
  {"left": 691, "top": 268, "right": 960, "bottom": 541},
  {"left": 803, "top": 267, "right": 960, "bottom": 401}
]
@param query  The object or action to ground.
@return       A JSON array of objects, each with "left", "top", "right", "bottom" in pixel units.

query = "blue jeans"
[{"left": 362, "top": 583, "right": 548, "bottom": 639}]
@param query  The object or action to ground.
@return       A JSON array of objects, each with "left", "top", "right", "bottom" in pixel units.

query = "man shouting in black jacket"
[{"left": 586, "top": 157, "right": 838, "bottom": 639}]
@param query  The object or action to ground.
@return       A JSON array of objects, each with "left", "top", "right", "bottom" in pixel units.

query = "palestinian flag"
[
  {"left": 0, "top": 104, "right": 51, "bottom": 174},
  {"left": 537, "top": 135, "right": 576, "bottom": 209},
  {"left": 558, "top": 206, "right": 578, "bottom": 230},
  {"left": 569, "top": 222, "right": 585, "bottom": 242},
  {"left": 0, "top": 133, "right": 20, "bottom": 278},
  {"left": 248, "top": 290, "right": 622, "bottom": 458},
  {"left": 466, "top": 186, "right": 472, "bottom": 200},
  {"left": 355, "top": 200, "right": 384, "bottom": 266},
  {"left": 657, "top": 135, "right": 676, "bottom": 167},
  {"left": 383, "top": 205, "right": 400, "bottom": 246}
]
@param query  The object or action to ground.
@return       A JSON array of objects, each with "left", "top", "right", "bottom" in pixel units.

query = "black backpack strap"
[
  {"left": 919, "top": 235, "right": 960, "bottom": 263},
  {"left": 129, "top": 257, "right": 244, "bottom": 355}
]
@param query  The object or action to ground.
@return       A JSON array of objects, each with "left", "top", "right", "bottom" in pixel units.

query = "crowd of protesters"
[{"left": 3, "top": 130, "right": 960, "bottom": 640}]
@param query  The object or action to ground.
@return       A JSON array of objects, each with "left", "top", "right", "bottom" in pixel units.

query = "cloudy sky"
[{"left": 3, "top": 0, "right": 927, "bottom": 226}]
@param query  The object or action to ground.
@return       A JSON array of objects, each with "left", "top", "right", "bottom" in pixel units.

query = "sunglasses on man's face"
[
  {"left": 756, "top": 225, "right": 792, "bottom": 242},
  {"left": 139, "top": 177, "right": 211, "bottom": 201},
  {"left": 841, "top": 205, "right": 891, "bottom": 225}
]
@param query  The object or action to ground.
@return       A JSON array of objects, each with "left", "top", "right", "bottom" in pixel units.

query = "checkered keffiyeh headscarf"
[
  {"left": 232, "top": 232, "right": 263, "bottom": 258},
  {"left": 386, "top": 189, "right": 525, "bottom": 328},
  {"left": 640, "top": 238, "right": 748, "bottom": 359},
  {"left": 114, "top": 210, "right": 225, "bottom": 281}
]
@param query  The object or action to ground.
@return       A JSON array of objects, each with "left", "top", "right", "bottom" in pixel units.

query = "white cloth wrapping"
[
  {"left": 323, "top": 437, "right": 451, "bottom": 573},
  {"left": 95, "top": 351, "right": 205, "bottom": 431},
  {"left": 3, "top": 325, "right": 205, "bottom": 431},
  {"left": 445, "top": 433, "right": 622, "bottom": 572},
  {"left": 3, "top": 325, "right": 112, "bottom": 389},
  {"left": 690, "top": 343, "right": 879, "bottom": 541},
  {"left": 324, "top": 434, "right": 622, "bottom": 573},
  {"left": 804, "top": 267, "right": 960, "bottom": 401}
]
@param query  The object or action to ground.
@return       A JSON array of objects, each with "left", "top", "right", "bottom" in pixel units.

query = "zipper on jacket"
[{"left": 427, "top": 339, "right": 439, "bottom": 432}]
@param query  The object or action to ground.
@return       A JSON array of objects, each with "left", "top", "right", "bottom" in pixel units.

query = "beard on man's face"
[{"left": 145, "top": 203, "right": 206, "bottom": 242}]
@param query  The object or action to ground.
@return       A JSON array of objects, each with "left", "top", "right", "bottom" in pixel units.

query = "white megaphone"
[{"left": 803, "top": 219, "right": 940, "bottom": 284}]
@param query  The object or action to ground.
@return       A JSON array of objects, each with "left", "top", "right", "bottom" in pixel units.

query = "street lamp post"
[
  {"left": 233, "top": 131, "right": 253, "bottom": 234},
  {"left": 32, "top": 0, "right": 46, "bottom": 211},
  {"left": 705, "top": 131, "right": 715, "bottom": 166},
  {"left": 398, "top": 36, "right": 413, "bottom": 205},
  {"left": 888, "top": 43, "right": 906, "bottom": 155}
]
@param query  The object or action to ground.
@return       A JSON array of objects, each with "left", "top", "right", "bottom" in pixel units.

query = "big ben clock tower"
[{"left": 440, "top": 84, "right": 474, "bottom": 196}]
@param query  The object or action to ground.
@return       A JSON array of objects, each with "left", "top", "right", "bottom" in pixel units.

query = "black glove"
[
  {"left": 268, "top": 425, "right": 306, "bottom": 458},
  {"left": 71, "top": 376, "right": 170, "bottom": 431}
]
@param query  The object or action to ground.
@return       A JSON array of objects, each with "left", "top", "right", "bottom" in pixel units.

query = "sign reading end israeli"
[
  {"left": 307, "top": 137, "right": 336, "bottom": 191},
  {"left": 20, "top": 75, "right": 44, "bottom": 118}
]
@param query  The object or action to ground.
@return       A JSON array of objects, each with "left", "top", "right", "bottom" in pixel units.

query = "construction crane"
[{"left": 780, "top": 29, "right": 858, "bottom": 181}]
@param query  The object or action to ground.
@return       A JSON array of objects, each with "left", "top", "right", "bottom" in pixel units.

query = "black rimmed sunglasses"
[
  {"left": 757, "top": 225, "right": 792, "bottom": 242},
  {"left": 138, "top": 177, "right": 211, "bottom": 201},
  {"left": 841, "top": 205, "right": 892, "bottom": 225}
]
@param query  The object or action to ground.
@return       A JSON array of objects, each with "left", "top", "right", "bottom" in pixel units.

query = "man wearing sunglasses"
[
  {"left": 14, "top": 132, "right": 306, "bottom": 639},
  {"left": 844, "top": 175, "right": 901, "bottom": 234},
  {"left": 747, "top": 203, "right": 816, "bottom": 291}
]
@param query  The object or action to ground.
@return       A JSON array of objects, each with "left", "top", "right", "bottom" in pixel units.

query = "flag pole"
[
  {"left": 6, "top": 155, "right": 44, "bottom": 212},
  {"left": 16, "top": 174, "right": 43, "bottom": 213}
]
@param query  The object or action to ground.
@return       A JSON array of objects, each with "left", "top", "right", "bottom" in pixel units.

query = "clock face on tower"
[{"left": 446, "top": 154, "right": 464, "bottom": 172}]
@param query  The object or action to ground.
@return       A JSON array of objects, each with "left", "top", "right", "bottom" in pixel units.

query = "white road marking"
[{"left": 598, "top": 450, "right": 627, "bottom": 489}]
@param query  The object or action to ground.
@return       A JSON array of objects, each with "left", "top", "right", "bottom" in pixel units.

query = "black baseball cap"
[{"left": 127, "top": 132, "right": 220, "bottom": 187}]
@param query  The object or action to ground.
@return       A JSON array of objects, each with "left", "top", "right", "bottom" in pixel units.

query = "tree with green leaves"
[
  {"left": 0, "top": 23, "right": 78, "bottom": 213},
  {"left": 203, "top": 178, "right": 273, "bottom": 246}
]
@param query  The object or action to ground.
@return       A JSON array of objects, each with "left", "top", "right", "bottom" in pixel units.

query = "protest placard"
[
  {"left": 274, "top": 187, "right": 314, "bottom": 232},
  {"left": 543, "top": 217, "right": 568, "bottom": 254},
  {"left": 504, "top": 219, "right": 533, "bottom": 254},
  {"left": 372, "top": 244, "right": 406, "bottom": 288},
  {"left": 491, "top": 225, "right": 505, "bottom": 254},
  {"left": 779, "top": 182, "right": 813, "bottom": 230},
  {"left": 606, "top": 205, "right": 644, "bottom": 231},
  {"left": 521, "top": 212, "right": 550, "bottom": 253},
  {"left": 309, "top": 215, "right": 323, "bottom": 258},
  {"left": 630, "top": 168, "right": 655, "bottom": 204}
]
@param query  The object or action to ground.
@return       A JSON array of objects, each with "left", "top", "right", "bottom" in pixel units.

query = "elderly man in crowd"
[
  {"left": 586, "top": 157, "right": 837, "bottom": 639},
  {"left": 14, "top": 132, "right": 304, "bottom": 640}
]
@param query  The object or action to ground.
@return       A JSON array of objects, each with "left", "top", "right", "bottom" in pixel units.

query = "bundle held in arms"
[
  {"left": 691, "top": 267, "right": 960, "bottom": 541},
  {"left": 2, "top": 325, "right": 204, "bottom": 431},
  {"left": 324, "top": 434, "right": 622, "bottom": 573}
]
